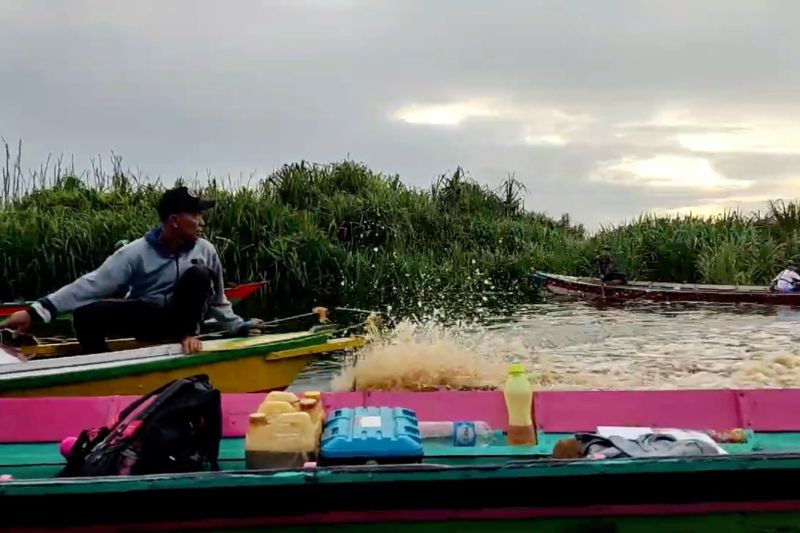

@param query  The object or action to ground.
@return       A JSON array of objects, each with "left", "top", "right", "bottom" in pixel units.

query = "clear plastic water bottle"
[{"left": 419, "top": 421, "right": 496, "bottom": 447}]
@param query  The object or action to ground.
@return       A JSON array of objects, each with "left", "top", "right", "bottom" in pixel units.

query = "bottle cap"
[{"left": 509, "top": 363, "right": 527, "bottom": 375}]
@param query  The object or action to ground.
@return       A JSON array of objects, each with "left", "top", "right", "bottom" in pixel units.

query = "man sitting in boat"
[
  {"left": 0, "top": 186, "right": 264, "bottom": 355},
  {"left": 597, "top": 246, "right": 627, "bottom": 285},
  {"left": 770, "top": 263, "right": 800, "bottom": 292}
]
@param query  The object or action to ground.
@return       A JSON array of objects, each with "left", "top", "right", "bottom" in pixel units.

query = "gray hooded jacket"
[{"left": 30, "top": 226, "right": 246, "bottom": 333}]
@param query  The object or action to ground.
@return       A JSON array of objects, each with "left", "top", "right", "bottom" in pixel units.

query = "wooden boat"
[
  {"left": 533, "top": 270, "right": 800, "bottom": 305},
  {"left": 2, "top": 306, "right": 366, "bottom": 360},
  {"left": 2, "top": 387, "right": 800, "bottom": 530},
  {"left": 0, "top": 330, "right": 366, "bottom": 397},
  {"left": 0, "top": 280, "right": 266, "bottom": 320}
]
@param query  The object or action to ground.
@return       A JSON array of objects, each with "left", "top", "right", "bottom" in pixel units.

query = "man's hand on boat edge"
[
  {"left": 0, "top": 310, "right": 32, "bottom": 334},
  {"left": 182, "top": 335, "right": 203, "bottom": 354},
  {"left": 237, "top": 318, "right": 267, "bottom": 336},
  {"left": 184, "top": 319, "right": 266, "bottom": 354}
]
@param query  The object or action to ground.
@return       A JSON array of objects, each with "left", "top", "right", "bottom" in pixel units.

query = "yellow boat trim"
[
  {"left": 22, "top": 339, "right": 153, "bottom": 358},
  {"left": 204, "top": 332, "right": 315, "bottom": 351},
  {"left": 21, "top": 331, "right": 351, "bottom": 359},
  {"left": 266, "top": 336, "right": 367, "bottom": 359},
  {"left": 3, "top": 336, "right": 368, "bottom": 397},
  {"left": 4, "top": 350, "right": 314, "bottom": 398}
]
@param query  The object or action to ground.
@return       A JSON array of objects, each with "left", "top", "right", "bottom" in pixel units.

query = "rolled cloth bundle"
[{"left": 553, "top": 432, "right": 724, "bottom": 459}]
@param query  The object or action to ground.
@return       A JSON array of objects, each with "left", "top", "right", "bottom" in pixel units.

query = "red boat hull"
[{"left": 221, "top": 281, "right": 266, "bottom": 303}]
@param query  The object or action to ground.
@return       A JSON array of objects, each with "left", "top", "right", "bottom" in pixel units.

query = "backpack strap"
[
  {"left": 112, "top": 374, "right": 210, "bottom": 426},
  {"left": 114, "top": 378, "right": 181, "bottom": 424}
]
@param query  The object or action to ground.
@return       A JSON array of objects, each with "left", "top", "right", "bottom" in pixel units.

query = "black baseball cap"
[{"left": 157, "top": 186, "right": 216, "bottom": 221}]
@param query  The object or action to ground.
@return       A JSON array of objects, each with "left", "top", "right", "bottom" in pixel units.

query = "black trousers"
[
  {"left": 601, "top": 271, "right": 628, "bottom": 284},
  {"left": 72, "top": 265, "right": 215, "bottom": 355}
]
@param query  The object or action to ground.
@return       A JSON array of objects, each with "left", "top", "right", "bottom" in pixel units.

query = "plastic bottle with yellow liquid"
[{"left": 503, "top": 362, "right": 537, "bottom": 446}]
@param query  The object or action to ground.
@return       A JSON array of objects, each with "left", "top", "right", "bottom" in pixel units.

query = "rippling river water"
[{"left": 290, "top": 296, "right": 800, "bottom": 392}]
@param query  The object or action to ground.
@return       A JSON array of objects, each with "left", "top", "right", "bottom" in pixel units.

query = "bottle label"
[{"left": 452, "top": 422, "right": 477, "bottom": 447}]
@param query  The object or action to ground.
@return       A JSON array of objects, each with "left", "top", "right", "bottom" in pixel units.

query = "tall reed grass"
[
  {"left": 0, "top": 144, "right": 585, "bottom": 314},
  {"left": 3, "top": 141, "right": 800, "bottom": 316},
  {"left": 589, "top": 205, "right": 800, "bottom": 286}
]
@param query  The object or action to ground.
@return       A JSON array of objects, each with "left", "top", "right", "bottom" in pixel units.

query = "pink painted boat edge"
[
  {"left": 0, "top": 392, "right": 366, "bottom": 443},
  {"left": 6, "top": 388, "right": 800, "bottom": 444},
  {"left": 219, "top": 394, "right": 264, "bottom": 438},
  {"left": 534, "top": 388, "right": 800, "bottom": 433},
  {"left": 0, "top": 396, "right": 123, "bottom": 444},
  {"left": 323, "top": 391, "right": 364, "bottom": 412},
  {"left": 365, "top": 391, "right": 509, "bottom": 429},
  {"left": 534, "top": 389, "right": 743, "bottom": 433},
  {"left": 741, "top": 389, "right": 800, "bottom": 431},
  {"left": 14, "top": 500, "right": 800, "bottom": 532},
  {"left": 0, "top": 393, "right": 282, "bottom": 443}
]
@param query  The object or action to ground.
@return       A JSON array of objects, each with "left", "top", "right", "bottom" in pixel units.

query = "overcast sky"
[{"left": 2, "top": 0, "right": 800, "bottom": 230}]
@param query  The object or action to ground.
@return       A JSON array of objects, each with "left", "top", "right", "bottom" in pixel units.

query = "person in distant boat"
[
  {"left": 770, "top": 263, "right": 800, "bottom": 292},
  {"left": 0, "top": 186, "right": 264, "bottom": 355},
  {"left": 597, "top": 246, "right": 627, "bottom": 285}
]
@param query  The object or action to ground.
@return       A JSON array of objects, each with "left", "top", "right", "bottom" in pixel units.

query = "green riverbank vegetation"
[{"left": 2, "top": 143, "right": 800, "bottom": 313}]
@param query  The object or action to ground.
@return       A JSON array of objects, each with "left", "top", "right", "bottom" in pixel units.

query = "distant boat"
[
  {"left": 0, "top": 281, "right": 266, "bottom": 320},
  {"left": 533, "top": 271, "right": 800, "bottom": 305}
]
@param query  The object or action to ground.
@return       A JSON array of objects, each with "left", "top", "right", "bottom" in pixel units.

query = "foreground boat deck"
[
  {"left": 4, "top": 389, "right": 800, "bottom": 531},
  {"left": 3, "top": 427, "right": 800, "bottom": 481}
]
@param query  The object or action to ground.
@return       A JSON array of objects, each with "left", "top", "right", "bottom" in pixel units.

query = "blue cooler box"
[{"left": 320, "top": 407, "right": 423, "bottom": 465}]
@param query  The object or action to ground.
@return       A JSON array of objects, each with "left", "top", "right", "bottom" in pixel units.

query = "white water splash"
[{"left": 325, "top": 302, "right": 800, "bottom": 392}]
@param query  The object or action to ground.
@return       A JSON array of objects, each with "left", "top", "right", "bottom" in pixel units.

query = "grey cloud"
[{"left": 2, "top": 0, "right": 800, "bottom": 229}]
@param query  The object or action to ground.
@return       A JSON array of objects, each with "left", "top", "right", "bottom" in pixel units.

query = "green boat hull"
[
  {"left": 5, "top": 389, "right": 800, "bottom": 531},
  {"left": 3, "top": 436, "right": 800, "bottom": 531}
]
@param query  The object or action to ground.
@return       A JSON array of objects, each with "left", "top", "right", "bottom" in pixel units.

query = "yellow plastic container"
[
  {"left": 245, "top": 410, "right": 322, "bottom": 470},
  {"left": 299, "top": 397, "right": 325, "bottom": 426},
  {"left": 256, "top": 391, "right": 301, "bottom": 419},
  {"left": 261, "top": 391, "right": 299, "bottom": 408},
  {"left": 258, "top": 400, "right": 297, "bottom": 418},
  {"left": 245, "top": 413, "right": 271, "bottom": 466},
  {"left": 503, "top": 362, "right": 537, "bottom": 445}
]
